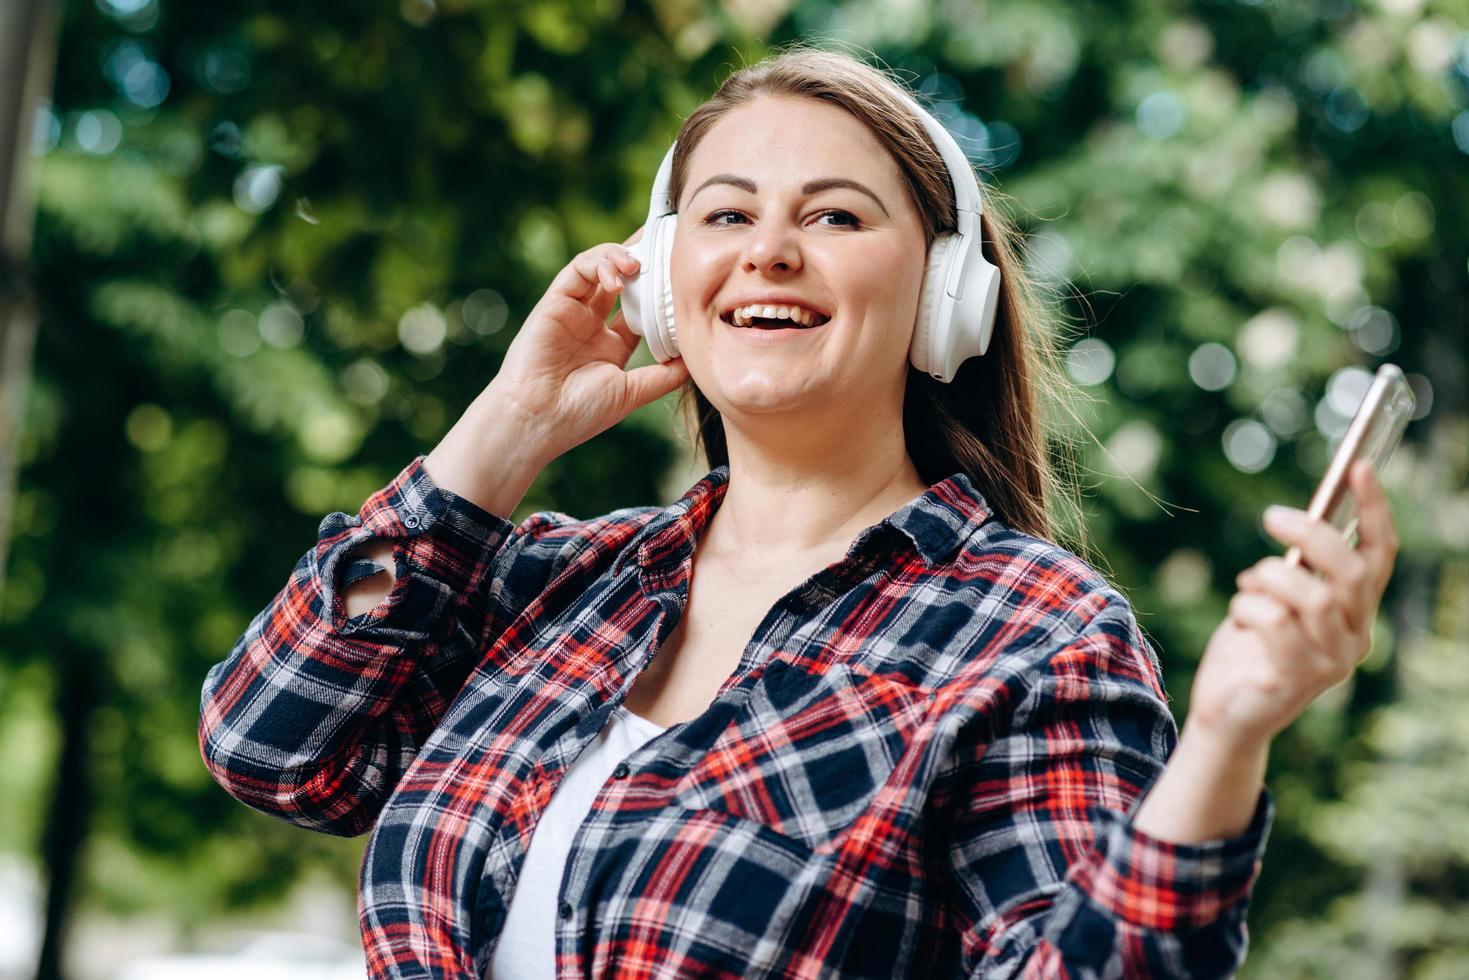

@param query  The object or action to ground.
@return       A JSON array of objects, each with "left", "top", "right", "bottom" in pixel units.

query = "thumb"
[{"left": 624, "top": 358, "right": 690, "bottom": 410}]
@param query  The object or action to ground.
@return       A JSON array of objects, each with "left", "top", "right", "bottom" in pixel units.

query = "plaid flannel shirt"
[{"left": 199, "top": 454, "right": 1274, "bottom": 979}]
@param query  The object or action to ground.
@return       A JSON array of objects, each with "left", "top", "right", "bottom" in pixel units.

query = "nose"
[{"left": 741, "top": 220, "right": 802, "bottom": 275}]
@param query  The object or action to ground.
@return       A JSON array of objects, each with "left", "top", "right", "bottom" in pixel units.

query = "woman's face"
[{"left": 669, "top": 95, "right": 928, "bottom": 426}]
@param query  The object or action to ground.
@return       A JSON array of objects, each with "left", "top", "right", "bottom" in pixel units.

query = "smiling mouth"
[{"left": 719, "top": 312, "right": 832, "bottom": 330}]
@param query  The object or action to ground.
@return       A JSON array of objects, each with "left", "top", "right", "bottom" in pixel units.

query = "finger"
[
  {"left": 601, "top": 252, "right": 640, "bottom": 284},
  {"left": 1237, "top": 558, "right": 1354, "bottom": 658},
  {"left": 545, "top": 251, "right": 605, "bottom": 306},
  {"left": 1227, "top": 591, "right": 1338, "bottom": 683},
  {"left": 549, "top": 244, "right": 638, "bottom": 305},
  {"left": 613, "top": 247, "right": 641, "bottom": 277},
  {"left": 623, "top": 357, "right": 691, "bottom": 409},
  {"left": 605, "top": 307, "right": 642, "bottom": 358},
  {"left": 1263, "top": 505, "right": 1360, "bottom": 593},
  {"left": 1350, "top": 459, "right": 1400, "bottom": 591},
  {"left": 597, "top": 258, "right": 622, "bottom": 301},
  {"left": 1227, "top": 591, "right": 1307, "bottom": 653},
  {"left": 587, "top": 278, "right": 617, "bottom": 323}
]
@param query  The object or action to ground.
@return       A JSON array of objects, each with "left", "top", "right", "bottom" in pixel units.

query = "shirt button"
[
  {"left": 612, "top": 762, "right": 630, "bottom": 779},
  {"left": 558, "top": 901, "right": 573, "bottom": 920},
  {"left": 404, "top": 514, "right": 421, "bottom": 529}
]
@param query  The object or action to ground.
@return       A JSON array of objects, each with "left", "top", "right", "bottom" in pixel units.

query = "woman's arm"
[
  {"left": 197, "top": 450, "right": 535, "bottom": 837},
  {"left": 200, "top": 228, "right": 689, "bottom": 837},
  {"left": 1131, "top": 724, "right": 1268, "bottom": 842},
  {"left": 945, "top": 592, "right": 1274, "bottom": 980},
  {"left": 197, "top": 404, "right": 589, "bottom": 838},
  {"left": 945, "top": 459, "right": 1400, "bottom": 977},
  {"left": 1135, "top": 458, "right": 1399, "bottom": 843}
]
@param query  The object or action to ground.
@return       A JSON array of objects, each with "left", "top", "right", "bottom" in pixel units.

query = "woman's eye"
[
  {"left": 815, "top": 209, "right": 861, "bottom": 228},
  {"left": 701, "top": 209, "right": 863, "bottom": 229}
]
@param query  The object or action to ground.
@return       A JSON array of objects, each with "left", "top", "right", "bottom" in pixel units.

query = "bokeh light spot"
[
  {"left": 1223, "top": 419, "right": 1277, "bottom": 473},
  {"left": 1405, "top": 373, "right": 1433, "bottom": 420},
  {"left": 1354, "top": 200, "right": 1397, "bottom": 247},
  {"left": 30, "top": 101, "right": 60, "bottom": 156},
  {"left": 1104, "top": 420, "right": 1162, "bottom": 481},
  {"left": 1188, "top": 342, "right": 1237, "bottom": 391},
  {"left": 1393, "top": 191, "right": 1434, "bottom": 239},
  {"left": 1137, "top": 91, "right": 1188, "bottom": 139},
  {"left": 233, "top": 163, "right": 285, "bottom": 214},
  {"left": 1261, "top": 388, "right": 1308, "bottom": 438},
  {"left": 1157, "top": 548, "right": 1212, "bottom": 605},
  {"left": 1065, "top": 338, "right": 1116, "bottom": 386},
  {"left": 74, "top": 110, "right": 123, "bottom": 154},
  {"left": 463, "top": 289, "right": 509, "bottom": 336},
  {"left": 259, "top": 302, "right": 305, "bottom": 348},
  {"left": 342, "top": 360, "right": 390, "bottom": 406},
  {"left": 399, "top": 304, "right": 448, "bottom": 354},
  {"left": 1238, "top": 309, "right": 1298, "bottom": 369},
  {"left": 125, "top": 404, "right": 172, "bottom": 452},
  {"left": 217, "top": 309, "right": 261, "bottom": 357},
  {"left": 1346, "top": 306, "right": 1399, "bottom": 355}
]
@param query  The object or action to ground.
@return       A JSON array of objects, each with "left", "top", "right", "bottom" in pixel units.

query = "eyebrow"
[{"left": 685, "top": 174, "right": 891, "bottom": 217}]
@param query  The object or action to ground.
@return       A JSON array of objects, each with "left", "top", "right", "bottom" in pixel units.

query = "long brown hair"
[{"left": 667, "top": 43, "right": 1092, "bottom": 556}]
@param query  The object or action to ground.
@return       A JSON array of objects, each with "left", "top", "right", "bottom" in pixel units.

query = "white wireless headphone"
[{"left": 619, "top": 91, "right": 1001, "bottom": 384}]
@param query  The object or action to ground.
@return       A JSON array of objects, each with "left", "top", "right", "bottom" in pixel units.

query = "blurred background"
[{"left": 0, "top": 0, "right": 1465, "bottom": 976}]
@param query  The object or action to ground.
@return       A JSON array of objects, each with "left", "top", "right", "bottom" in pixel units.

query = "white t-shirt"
[{"left": 487, "top": 703, "right": 668, "bottom": 979}]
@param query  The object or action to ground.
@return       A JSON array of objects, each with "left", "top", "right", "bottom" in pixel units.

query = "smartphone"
[{"left": 1284, "top": 363, "right": 1415, "bottom": 568}]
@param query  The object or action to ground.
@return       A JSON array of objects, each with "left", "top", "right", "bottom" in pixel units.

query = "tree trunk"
[
  {"left": 0, "top": 0, "right": 61, "bottom": 597},
  {"left": 35, "top": 645, "right": 96, "bottom": 980}
]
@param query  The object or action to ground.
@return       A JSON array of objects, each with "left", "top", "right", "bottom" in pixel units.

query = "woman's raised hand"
[
  {"left": 422, "top": 225, "right": 689, "bottom": 516},
  {"left": 1185, "top": 459, "right": 1402, "bottom": 752},
  {"left": 490, "top": 225, "right": 691, "bottom": 462}
]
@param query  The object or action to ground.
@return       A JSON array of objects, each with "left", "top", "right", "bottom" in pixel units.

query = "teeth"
[{"left": 727, "top": 303, "right": 825, "bottom": 328}]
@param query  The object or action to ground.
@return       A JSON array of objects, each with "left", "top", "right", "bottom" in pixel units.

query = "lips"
[
  {"left": 724, "top": 316, "right": 820, "bottom": 330},
  {"left": 717, "top": 299, "right": 833, "bottom": 329},
  {"left": 719, "top": 311, "right": 832, "bottom": 330}
]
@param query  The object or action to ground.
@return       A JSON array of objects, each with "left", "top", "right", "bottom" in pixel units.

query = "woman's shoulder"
[
  {"left": 952, "top": 518, "right": 1135, "bottom": 622},
  {"left": 941, "top": 519, "right": 1167, "bottom": 698},
  {"left": 498, "top": 463, "right": 732, "bottom": 562},
  {"left": 508, "top": 502, "right": 667, "bottom": 548},
  {"left": 898, "top": 468, "right": 1133, "bottom": 629}
]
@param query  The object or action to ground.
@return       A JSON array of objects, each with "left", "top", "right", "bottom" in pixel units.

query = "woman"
[{"left": 199, "top": 47, "right": 1400, "bottom": 979}]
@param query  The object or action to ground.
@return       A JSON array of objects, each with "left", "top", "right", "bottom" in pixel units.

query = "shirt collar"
[{"left": 613, "top": 464, "right": 993, "bottom": 580}]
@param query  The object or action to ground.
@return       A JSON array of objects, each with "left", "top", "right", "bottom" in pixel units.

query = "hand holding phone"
[{"left": 1185, "top": 367, "right": 1411, "bottom": 751}]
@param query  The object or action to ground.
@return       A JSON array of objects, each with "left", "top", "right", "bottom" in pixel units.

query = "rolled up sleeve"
[
  {"left": 946, "top": 591, "right": 1275, "bottom": 979},
  {"left": 198, "top": 454, "right": 572, "bottom": 836}
]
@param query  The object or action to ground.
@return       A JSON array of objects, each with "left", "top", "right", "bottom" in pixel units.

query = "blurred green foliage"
[{"left": 2, "top": 0, "right": 1466, "bottom": 974}]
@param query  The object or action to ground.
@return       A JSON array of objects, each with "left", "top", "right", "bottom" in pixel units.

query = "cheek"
[
  {"left": 893, "top": 259, "right": 927, "bottom": 336},
  {"left": 858, "top": 270, "right": 925, "bottom": 345},
  {"left": 670, "top": 239, "right": 730, "bottom": 313}
]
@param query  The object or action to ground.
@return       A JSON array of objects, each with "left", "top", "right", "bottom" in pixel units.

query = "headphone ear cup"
[
  {"left": 912, "top": 234, "right": 957, "bottom": 378},
  {"left": 628, "top": 214, "right": 678, "bottom": 363},
  {"left": 654, "top": 214, "right": 678, "bottom": 359}
]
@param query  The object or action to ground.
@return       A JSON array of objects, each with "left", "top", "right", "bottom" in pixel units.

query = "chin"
[{"left": 706, "top": 376, "right": 830, "bottom": 418}]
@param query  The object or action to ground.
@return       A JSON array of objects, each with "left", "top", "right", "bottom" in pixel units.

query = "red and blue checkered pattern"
[{"left": 200, "top": 454, "right": 1273, "bottom": 978}]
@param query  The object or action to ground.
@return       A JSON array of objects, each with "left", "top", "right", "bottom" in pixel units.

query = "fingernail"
[{"left": 1264, "top": 505, "right": 1304, "bottom": 528}]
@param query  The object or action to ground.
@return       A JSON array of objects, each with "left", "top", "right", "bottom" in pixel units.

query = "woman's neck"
[{"left": 701, "top": 445, "right": 931, "bottom": 566}]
